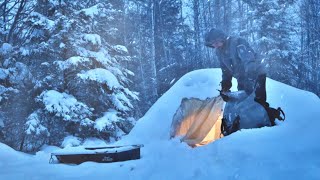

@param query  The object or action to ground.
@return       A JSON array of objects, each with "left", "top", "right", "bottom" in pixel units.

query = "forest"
[{"left": 0, "top": 0, "right": 319, "bottom": 152}]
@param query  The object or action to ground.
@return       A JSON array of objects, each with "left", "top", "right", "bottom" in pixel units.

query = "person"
[{"left": 204, "top": 28, "right": 267, "bottom": 105}]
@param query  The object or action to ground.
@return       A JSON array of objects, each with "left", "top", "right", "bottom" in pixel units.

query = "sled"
[{"left": 50, "top": 144, "right": 143, "bottom": 164}]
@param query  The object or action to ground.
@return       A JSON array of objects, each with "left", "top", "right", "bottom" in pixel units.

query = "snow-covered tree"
[
  {"left": 0, "top": 0, "right": 139, "bottom": 152},
  {"left": 242, "top": 0, "right": 300, "bottom": 85},
  {"left": 22, "top": 110, "right": 49, "bottom": 152},
  {"left": 300, "top": 0, "right": 320, "bottom": 94}
]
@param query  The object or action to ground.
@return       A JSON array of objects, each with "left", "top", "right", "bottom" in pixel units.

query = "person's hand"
[
  {"left": 219, "top": 90, "right": 230, "bottom": 102},
  {"left": 221, "top": 80, "right": 232, "bottom": 92}
]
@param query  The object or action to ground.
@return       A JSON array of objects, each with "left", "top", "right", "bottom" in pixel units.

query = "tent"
[{"left": 170, "top": 96, "right": 225, "bottom": 147}]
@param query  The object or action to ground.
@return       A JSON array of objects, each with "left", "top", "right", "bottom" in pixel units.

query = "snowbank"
[{"left": 0, "top": 68, "right": 319, "bottom": 180}]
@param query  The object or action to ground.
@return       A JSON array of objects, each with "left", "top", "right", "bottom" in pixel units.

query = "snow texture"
[
  {"left": 78, "top": 4, "right": 100, "bottom": 18},
  {"left": 83, "top": 34, "right": 102, "bottom": 46},
  {"left": 0, "top": 85, "right": 18, "bottom": 102},
  {"left": 77, "top": 68, "right": 121, "bottom": 89},
  {"left": 38, "top": 90, "right": 93, "bottom": 122},
  {"left": 181, "top": 0, "right": 194, "bottom": 30},
  {"left": 113, "top": 45, "right": 128, "bottom": 54},
  {"left": 29, "top": 12, "right": 55, "bottom": 30},
  {"left": 0, "top": 43, "right": 12, "bottom": 54},
  {"left": 19, "top": 47, "right": 30, "bottom": 56},
  {"left": 25, "top": 112, "right": 48, "bottom": 135},
  {"left": 94, "top": 110, "right": 123, "bottom": 131},
  {"left": 55, "top": 56, "right": 90, "bottom": 70},
  {"left": 61, "top": 136, "right": 82, "bottom": 148},
  {"left": 0, "top": 68, "right": 8, "bottom": 80},
  {"left": 1, "top": 68, "right": 320, "bottom": 180}
]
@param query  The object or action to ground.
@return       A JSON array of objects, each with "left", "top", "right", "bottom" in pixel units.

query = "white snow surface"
[
  {"left": 94, "top": 110, "right": 123, "bottom": 131},
  {"left": 1, "top": 68, "right": 320, "bottom": 179},
  {"left": 78, "top": 68, "right": 121, "bottom": 89},
  {"left": 113, "top": 45, "right": 128, "bottom": 54},
  {"left": 25, "top": 112, "right": 48, "bottom": 135},
  {"left": 0, "top": 43, "right": 12, "bottom": 54},
  {"left": 39, "top": 90, "right": 92, "bottom": 121},
  {"left": 55, "top": 56, "right": 90, "bottom": 70},
  {"left": 61, "top": 136, "right": 82, "bottom": 148},
  {"left": 0, "top": 68, "right": 8, "bottom": 80},
  {"left": 83, "top": 34, "right": 102, "bottom": 46},
  {"left": 78, "top": 4, "right": 100, "bottom": 18}
]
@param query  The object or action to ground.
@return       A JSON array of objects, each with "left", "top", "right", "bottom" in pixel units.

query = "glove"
[
  {"left": 221, "top": 80, "right": 232, "bottom": 92},
  {"left": 220, "top": 90, "right": 230, "bottom": 102}
]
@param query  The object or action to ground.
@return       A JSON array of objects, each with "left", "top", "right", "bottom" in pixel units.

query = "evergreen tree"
[
  {"left": 243, "top": 0, "right": 300, "bottom": 85},
  {"left": 0, "top": 0, "right": 138, "bottom": 152}
]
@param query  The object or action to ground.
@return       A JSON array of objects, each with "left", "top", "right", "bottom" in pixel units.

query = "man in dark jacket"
[{"left": 205, "top": 28, "right": 267, "bottom": 104}]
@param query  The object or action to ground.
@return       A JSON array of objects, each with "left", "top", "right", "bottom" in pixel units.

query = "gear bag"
[{"left": 220, "top": 91, "right": 285, "bottom": 136}]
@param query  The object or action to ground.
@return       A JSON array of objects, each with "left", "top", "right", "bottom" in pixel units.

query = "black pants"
[
  {"left": 255, "top": 74, "right": 267, "bottom": 102},
  {"left": 237, "top": 74, "right": 267, "bottom": 102}
]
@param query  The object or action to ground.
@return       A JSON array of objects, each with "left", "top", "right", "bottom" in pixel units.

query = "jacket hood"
[{"left": 205, "top": 28, "right": 227, "bottom": 48}]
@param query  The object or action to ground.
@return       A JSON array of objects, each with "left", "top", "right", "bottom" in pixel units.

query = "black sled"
[{"left": 50, "top": 144, "right": 143, "bottom": 164}]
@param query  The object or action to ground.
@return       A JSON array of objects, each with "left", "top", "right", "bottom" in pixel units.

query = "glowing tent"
[{"left": 170, "top": 96, "right": 225, "bottom": 147}]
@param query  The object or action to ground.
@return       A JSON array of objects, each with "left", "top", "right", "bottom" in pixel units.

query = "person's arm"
[
  {"left": 237, "top": 38, "right": 267, "bottom": 101},
  {"left": 236, "top": 38, "right": 258, "bottom": 77},
  {"left": 218, "top": 53, "right": 232, "bottom": 92}
]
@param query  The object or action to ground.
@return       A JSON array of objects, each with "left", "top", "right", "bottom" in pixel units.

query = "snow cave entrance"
[{"left": 170, "top": 96, "right": 224, "bottom": 147}]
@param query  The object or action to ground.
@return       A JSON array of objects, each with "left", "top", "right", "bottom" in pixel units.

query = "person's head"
[{"left": 205, "top": 28, "right": 227, "bottom": 48}]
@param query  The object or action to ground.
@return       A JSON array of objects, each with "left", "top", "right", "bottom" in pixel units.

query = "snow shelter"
[{"left": 170, "top": 97, "right": 225, "bottom": 147}]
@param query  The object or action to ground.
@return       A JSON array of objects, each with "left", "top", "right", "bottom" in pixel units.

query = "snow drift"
[{"left": 1, "top": 68, "right": 320, "bottom": 179}]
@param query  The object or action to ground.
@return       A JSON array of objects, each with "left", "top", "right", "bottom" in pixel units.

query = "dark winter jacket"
[{"left": 216, "top": 36, "right": 266, "bottom": 94}]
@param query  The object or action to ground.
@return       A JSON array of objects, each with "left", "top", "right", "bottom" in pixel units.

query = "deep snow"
[{"left": 1, "top": 69, "right": 320, "bottom": 180}]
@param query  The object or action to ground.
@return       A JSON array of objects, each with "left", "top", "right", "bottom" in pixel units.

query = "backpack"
[{"left": 220, "top": 91, "right": 285, "bottom": 136}]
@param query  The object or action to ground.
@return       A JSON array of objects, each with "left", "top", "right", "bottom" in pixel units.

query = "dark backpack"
[
  {"left": 221, "top": 106, "right": 285, "bottom": 136},
  {"left": 220, "top": 91, "right": 286, "bottom": 136}
]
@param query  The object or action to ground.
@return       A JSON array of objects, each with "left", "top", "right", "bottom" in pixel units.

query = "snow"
[
  {"left": 61, "top": 136, "right": 81, "bottom": 148},
  {"left": 113, "top": 45, "right": 128, "bottom": 54},
  {"left": 1, "top": 68, "right": 320, "bottom": 179},
  {"left": 181, "top": 0, "right": 194, "bottom": 30},
  {"left": 55, "top": 56, "right": 90, "bottom": 70},
  {"left": 76, "top": 48, "right": 112, "bottom": 68},
  {"left": 31, "top": 12, "right": 55, "bottom": 29},
  {"left": 94, "top": 110, "right": 123, "bottom": 131},
  {"left": 78, "top": 4, "right": 100, "bottom": 18},
  {"left": 59, "top": 43, "right": 65, "bottom": 48},
  {"left": 38, "top": 90, "right": 93, "bottom": 122},
  {"left": 82, "top": 138, "right": 108, "bottom": 147},
  {"left": 0, "top": 43, "right": 12, "bottom": 54},
  {"left": 25, "top": 112, "right": 48, "bottom": 135},
  {"left": 53, "top": 145, "right": 139, "bottom": 155},
  {"left": 0, "top": 85, "right": 18, "bottom": 102},
  {"left": 77, "top": 68, "right": 121, "bottom": 89},
  {"left": 19, "top": 47, "right": 31, "bottom": 56},
  {"left": 0, "top": 68, "right": 8, "bottom": 80},
  {"left": 123, "top": 87, "right": 139, "bottom": 100},
  {"left": 83, "top": 34, "right": 102, "bottom": 46},
  {"left": 111, "top": 93, "right": 130, "bottom": 112}
]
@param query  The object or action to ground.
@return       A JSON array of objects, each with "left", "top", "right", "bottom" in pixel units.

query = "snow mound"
[
  {"left": 122, "top": 69, "right": 320, "bottom": 145},
  {"left": 1, "top": 68, "right": 320, "bottom": 179}
]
